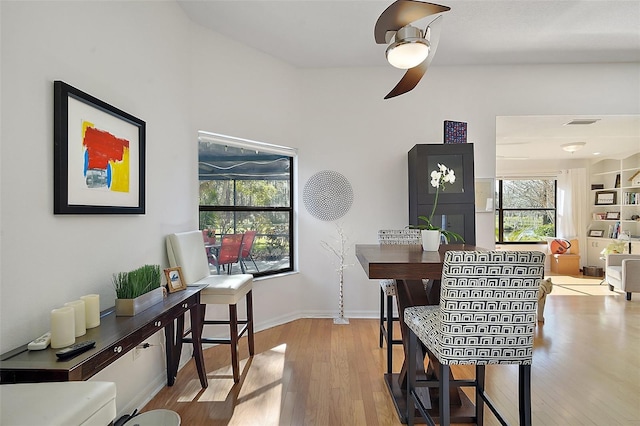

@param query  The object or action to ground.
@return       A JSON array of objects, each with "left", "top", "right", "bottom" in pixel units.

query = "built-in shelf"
[{"left": 588, "top": 152, "right": 640, "bottom": 266}]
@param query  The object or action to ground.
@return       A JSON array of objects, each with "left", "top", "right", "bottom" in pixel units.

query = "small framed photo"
[
  {"left": 164, "top": 267, "right": 186, "bottom": 293},
  {"left": 588, "top": 229, "right": 604, "bottom": 237},
  {"left": 595, "top": 191, "right": 617, "bottom": 205},
  {"left": 614, "top": 174, "right": 621, "bottom": 188},
  {"left": 605, "top": 211, "right": 621, "bottom": 220}
]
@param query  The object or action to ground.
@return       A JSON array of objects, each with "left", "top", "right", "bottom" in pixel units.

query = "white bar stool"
[{"left": 167, "top": 231, "right": 255, "bottom": 383}]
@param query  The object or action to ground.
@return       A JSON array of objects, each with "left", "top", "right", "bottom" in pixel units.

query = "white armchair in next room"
[{"left": 605, "top": 254, "right": 640, "bottom": 301}]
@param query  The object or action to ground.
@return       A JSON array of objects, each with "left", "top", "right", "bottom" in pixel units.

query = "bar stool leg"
[
  {"left": 229, "top": 304, "right": 239, "bottom": 383},
  {"left": 476, "top": 365, "right": 485, "bottom": 426},
  {"left": 386, "top": 293, "right": 394, "bottom": 375},
  {"left": 379, "top": 288, "right": 385, "bottom": 348},
  {"left": 439, "top": 364, "right": 451, "bottom": 426},
  {"left": 246, "top": 291, "right": 255, "bottom": 356},
  {"left": 407, "top": 330, "right": 417, "bottom": 426},
  {"left": 519, "top": 365, "right": 532, "bottom": 426}
]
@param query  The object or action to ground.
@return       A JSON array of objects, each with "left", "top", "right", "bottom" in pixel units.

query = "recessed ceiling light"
[{"left": 561, "top": 142, "right": 586, "bottom": 153}]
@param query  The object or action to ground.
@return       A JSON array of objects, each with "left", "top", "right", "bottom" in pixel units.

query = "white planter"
[{"left": 421, "top": 229, "right": 441, "bottom": 251}]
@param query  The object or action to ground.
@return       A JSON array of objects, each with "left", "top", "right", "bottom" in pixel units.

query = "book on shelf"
[
  {"left": 622, "top": 192, "right": 639, "bottom": 205},
  {"left": 610, "top": 221, "right": 621, "bottom": 239}
]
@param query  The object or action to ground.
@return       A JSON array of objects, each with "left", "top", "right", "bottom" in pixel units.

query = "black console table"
[{"left": 0, "top": 285, "right": 208, "bottom": 389}]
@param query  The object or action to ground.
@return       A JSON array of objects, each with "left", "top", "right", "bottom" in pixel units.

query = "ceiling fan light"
[
  {"left": 386, "top": 39, "right": 429, "bottom": 69},
  {"left": 561, "top": 142, "right": 586, "bottom": 153},
  {"left": 385, "top": 25, "right": 429, "bottom": 69}
]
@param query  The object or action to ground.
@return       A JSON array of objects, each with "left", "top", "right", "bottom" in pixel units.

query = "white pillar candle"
[
  {"left": 64, "top": 300, "right": 86, "bottom": 337},
  {"left": 80, "top": 294, "right": 100, "bottom": 329},
  {"left": 50, "top": 307, "right": 75, "bottom": 349}
]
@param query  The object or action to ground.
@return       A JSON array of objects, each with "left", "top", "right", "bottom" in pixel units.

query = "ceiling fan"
[{"left": 375, "top": 0, "right": 451, "bottom": 99}]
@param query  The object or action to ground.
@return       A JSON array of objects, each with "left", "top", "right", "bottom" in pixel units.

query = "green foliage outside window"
[
  {"left": 198, "top": 136, "right": 294, "bottom": 276},
  {"left": 496, "top": 179, "right": 556, "bottom": 243}
]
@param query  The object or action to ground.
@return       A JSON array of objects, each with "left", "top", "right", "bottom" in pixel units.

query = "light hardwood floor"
[{"left": 143, "top": 286, "right": 639, "bottom": 425}]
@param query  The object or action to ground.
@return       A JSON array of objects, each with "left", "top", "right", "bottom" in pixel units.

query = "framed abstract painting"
[{"left": 53, "top": 81, "right": 145, "bottom": 214}]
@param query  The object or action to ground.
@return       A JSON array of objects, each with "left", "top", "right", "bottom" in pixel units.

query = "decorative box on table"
[
  {"left": 444, "top": 120, "right": 467, "bottom": 144},
  {"left": 583, "top": 266, "right": 604, "bottom": 277}
]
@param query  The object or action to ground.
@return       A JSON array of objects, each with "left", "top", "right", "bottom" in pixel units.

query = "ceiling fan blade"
[
  {"left": 374, "top": 0, "right": 450, "bottom": 44},
  {"left": 384, "top": 62, "right": 427, "bottom": 99},
  {"left": 425, "top": 14, "right": 443, "bottom": 58},
  {"left": 384, "top": 15, "right": 443, "bottom": 99}
]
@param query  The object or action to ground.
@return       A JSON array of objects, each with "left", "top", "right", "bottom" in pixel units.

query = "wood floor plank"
[{"left": 142, "top": 290, "right": 640, "bottom": 425}]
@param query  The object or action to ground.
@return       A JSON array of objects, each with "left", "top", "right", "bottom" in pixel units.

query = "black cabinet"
[{"left": 408, "top": 144, "right": 476, "bottom": 245}]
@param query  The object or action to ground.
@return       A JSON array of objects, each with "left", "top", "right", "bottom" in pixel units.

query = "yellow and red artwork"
[{"left": 82, "top": 121, "right": 129, "bottom": 193}]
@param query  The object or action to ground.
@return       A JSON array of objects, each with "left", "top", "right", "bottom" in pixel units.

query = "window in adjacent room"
[
  {"left": 198, "top": 132, "right": 295, "bottom": 277},
  {"left": 495, "top": 178, "right": 557, "bottom": 243}
]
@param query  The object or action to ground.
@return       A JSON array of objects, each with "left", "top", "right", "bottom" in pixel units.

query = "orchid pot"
[{"left": 421, "top": 229, "right": 441, "bottom": 251}]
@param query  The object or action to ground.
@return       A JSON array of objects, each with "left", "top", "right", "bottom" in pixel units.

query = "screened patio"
[{"left": 198, "top": 133, "right": 294, "bottom": 277}]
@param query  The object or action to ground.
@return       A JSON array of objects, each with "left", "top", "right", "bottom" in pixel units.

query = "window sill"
[{"left": 254, "top": 270, "right": 299, "bottom": 282}]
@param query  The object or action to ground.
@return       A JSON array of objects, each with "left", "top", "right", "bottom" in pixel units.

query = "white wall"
[
  {"left": 0, "top": 0, "right": 194, "bottom": 415},
  {"left": 187, "top": 22, "right": 306, "bottom": 329},
  {"left": 2, "top": 0, "right": 639, "bottom": 418},
  {"left": 295, "top": 64, "right": 640, "bottom": 317}
]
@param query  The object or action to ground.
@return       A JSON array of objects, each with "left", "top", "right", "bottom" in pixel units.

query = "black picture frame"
[
  {"left": 606, "top": 211, "right": 620, "bottom": 220},
  {"left": 614, "top": 174, "right": 621, "bottom": 188},
  {"left": 595, "top": 190, "right": 617, "bottom": 205},
  {"left": 54, "top": 81, "right": 145, "bottom": 214},
  {"left": 588, "top": 229, "right": 604, "bottom": 237}
]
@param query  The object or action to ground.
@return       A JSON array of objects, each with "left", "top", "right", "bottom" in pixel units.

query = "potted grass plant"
[{"left": 114, "top": 264, "right": 164, "bottom": 316}]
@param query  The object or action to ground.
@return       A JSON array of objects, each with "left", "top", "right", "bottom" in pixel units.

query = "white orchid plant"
[{"left": 410, "top": 163, "right": 465, "bottom": 243}]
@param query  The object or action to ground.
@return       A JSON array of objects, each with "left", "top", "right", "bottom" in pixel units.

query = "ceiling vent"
[{"left": 564, "top": 119, "right": 600, "bottom": 126}]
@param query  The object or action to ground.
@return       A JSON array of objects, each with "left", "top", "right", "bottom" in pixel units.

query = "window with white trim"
[{"left": 198, "top": 132, "right": 295, "bottom": 277}]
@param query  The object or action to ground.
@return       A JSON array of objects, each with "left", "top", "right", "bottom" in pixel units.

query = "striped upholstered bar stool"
[
  {"left": 377, "top": 229, "right": 421, "bottom": 375},
  {"left": 404, "top": 251, "right": 544, "bottom": 426}
]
